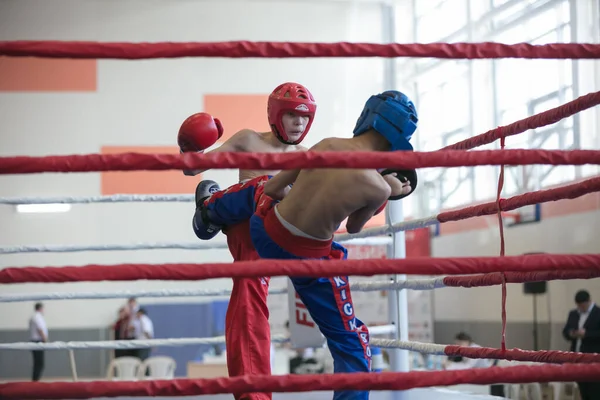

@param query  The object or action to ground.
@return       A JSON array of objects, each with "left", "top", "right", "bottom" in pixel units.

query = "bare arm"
[
  {"left": 183, "top": 129, "right": 253, "bottom": 176},
  {"left": 345, "top": 202, "right": 386, "bottom": 234},
  {"left": 345, "top": 178, "right": 390, "bottom": 234},
  {"left": 264, "top": 169, "right": 301, "bottom": 200},
  {"left": 263, "top": 139, "right": 332, "bottom": 199}
]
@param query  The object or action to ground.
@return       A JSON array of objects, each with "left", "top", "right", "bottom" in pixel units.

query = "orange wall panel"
[
  {"left": 101, "top": 146, "right": 198, "bottom": 195},
  {"left": 0, "top": 58, "right": 97, "bottom": 92},
  {"left": 203, "top": 94, "right": 270, "bottom": 142}
]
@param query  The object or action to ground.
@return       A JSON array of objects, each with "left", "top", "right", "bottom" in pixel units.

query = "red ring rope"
[
  {"left": 0, "top": 41, "right": 599, "bottom": 60},
  {"left": 0, "top": 86, "right": 596, "bottom": 173},
  {"left": 1, "top": 254, "right": 600, "bottom": 284},
  {"left": 0, "top": 38, "right": 598, "bottom": 396},
  {"left": 444, "top": 345, "right": 600, "bottom": 364},
  {"left": 437, "top": 176, "right": 600, "bottom": 223},
  {"left": 443, "top": 91, "right": 600, "bottom": 150},
  {"left": 443, "top": 270, "right": 600, "bottom": 287},
  {"left": 494, "top": 133, "right": 509, "bottom": 350},
  {"left": 1, "top": 363, "right": 599, "bottom": 399},
  {"left": 0, "top": 149, "right": 598, "bottom": 174}
]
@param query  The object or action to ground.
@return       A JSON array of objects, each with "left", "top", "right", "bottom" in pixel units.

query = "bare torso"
[
  {"left": 236, "top": 130, "right": 305, "bottom": 182},
  {"left": 275, "top": 138, "right": 391, "bottom": 240}
]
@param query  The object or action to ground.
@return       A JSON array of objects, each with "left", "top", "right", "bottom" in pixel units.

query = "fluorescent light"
[{"left": 16, "top": 204, "right": 72, "bottom": 214}]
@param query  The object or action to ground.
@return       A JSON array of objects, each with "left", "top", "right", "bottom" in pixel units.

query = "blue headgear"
[{"left": 353, "top": 90, "right": 418, "bottom": 151}]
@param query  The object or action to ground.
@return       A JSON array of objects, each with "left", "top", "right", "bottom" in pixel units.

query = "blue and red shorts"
[
  {"left": 202, "top": 176, "right": 372, "bottom": 400},
  {"left": 201, "top": 176, "right": 273, "bottom": 400}
]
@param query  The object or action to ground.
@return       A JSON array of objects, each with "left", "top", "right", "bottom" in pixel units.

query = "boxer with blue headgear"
[
  {"left": 353, "top": 90, "right": 419, "bottom": 200},
  {"left": 187, "top": 89, "right": 419, "bottom": 400},
  {"left": 353, "top": 90, "right": 418, "bottom": 150}
]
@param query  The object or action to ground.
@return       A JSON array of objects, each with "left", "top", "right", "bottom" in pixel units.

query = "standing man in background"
[
  {"left": 29, "top": 302, "right": 48, "bottom": 381},
  {"left": 135, "top": 308, "right": 154, "bottom": 362},
  {"left": 179, "top": 82, "right": 317, "bottom": 400},
  {"left": 562, "top": 290, "right": 600, "bottom": 400},
  {"left": 125, "top": 297, "right": 140, "bottom": 357}
]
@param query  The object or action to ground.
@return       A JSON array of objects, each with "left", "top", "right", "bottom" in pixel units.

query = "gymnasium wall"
[
  {"left": 431, "top": 189, "right": 600, "bottom": 351},
  {"left": 1, "top": 0, "right": 600, "bottom": 381},
  {"left": 0, "top": 0, "right": 395, "bottom": 380},
  {"left": 394, "top": 0, "right": 600, "bottom": 352},
  {"left": 0, "top": 0, "right": 388, "bottom": 331}
]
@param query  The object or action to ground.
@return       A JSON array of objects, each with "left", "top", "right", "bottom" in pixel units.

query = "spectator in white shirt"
[
  {"left": 29, "top": 302, "right": 48, "bottom": 381},
  {"left": 135, "top": 308, "right": 154, "bottom": 361},
  {"left": 444, "top": 332, "right": 492, "bottom": 370},
  {"left": 126, "top": 298, "right": 140, "bottom": 337}
]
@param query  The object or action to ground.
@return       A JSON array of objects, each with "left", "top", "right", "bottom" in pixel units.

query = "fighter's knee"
[
  {"left": 195, "top": 179, "right": 221, "bottom": 208},
  {"left": 192, "top": 179, "right": 224, "bottom": 240},
  {"left": 192, "top": 206, "right": 222, "bottom": 240}
]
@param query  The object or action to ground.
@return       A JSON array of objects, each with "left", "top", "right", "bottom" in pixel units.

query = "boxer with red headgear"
[
  {"left": 180, "top": 82, "right": 316, "bottom": 180},
  {"left": 179, "top": 82, "right": 316, "bottom": 400},
  {"left": 268, "top": 82, "right": 317, "bottom": 145},
  {"left": 192, "top": 90, "right": 418, "bottom": 400}
]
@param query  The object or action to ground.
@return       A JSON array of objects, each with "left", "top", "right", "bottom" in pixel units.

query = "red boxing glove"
[
  {"left": 177, "top": 113, "right": 224, "bottom": 153},
  {"left": 374, "top": 200, "right": 388, "bottom": 216}
]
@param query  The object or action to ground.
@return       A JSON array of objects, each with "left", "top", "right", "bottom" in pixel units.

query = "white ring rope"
[
  {"left": 368, "top": 324, "right": 396, "bottom": 335},
  {"left": 370, "top": 338, "right": 447, "bottom": 355},
  {"left": 351, "top": 278, "right": 447, "bottom": 292},
  {"left": 0, "top": 195, "right": 439, "bottom": 254},
  {"left": 0, "top": 195, "right": 444, "bottom": 236},
  {"left": 0, "top": 278, "right": 447, "bottom": 302},
  {"left": 0, "top": 287, "right": 289, "bottom": 302},
  {"left": 0, "top": 237, "right": 392, "bottom": 254},
  {"left": 0, "top": 335, "right": 288, "bottom": 351},
  {"left": 0, "top": 194, "right": 194, "bottom": 204},
  {"left": 0, "top": 329, "right": 397, "bottom": 351},
  {"left": 335, "top": 215, "right": 439, "bottom": 241},
  {"left": 0, "top": 242, "right": 228, "bottom": 253}
]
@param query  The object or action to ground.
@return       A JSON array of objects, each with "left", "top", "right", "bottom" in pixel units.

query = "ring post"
[{"left": 386, "top": 199, "right": 410, "bottom": 400}]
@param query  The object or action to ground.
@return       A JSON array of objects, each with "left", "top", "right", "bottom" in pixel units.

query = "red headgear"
[{"left": 267, "top": 82, "right": 317, "bottom": 145}]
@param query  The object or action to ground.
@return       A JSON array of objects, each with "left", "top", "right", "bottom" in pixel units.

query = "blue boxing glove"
[{"left": 192, "top": 180, "right": 224, "bottom": 240}]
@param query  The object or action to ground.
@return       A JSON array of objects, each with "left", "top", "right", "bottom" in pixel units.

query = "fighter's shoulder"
[
  {"left": 310, "top": 137, "right": 343, "bottom": 151},
  {"left": 294, "top": 144, "right": 309, "bottom": 151},
  {"left": 230, "top": 128, "right": 259, "bottom": 140},
  {"left": 226, "top": 129, "right": 259, "bottom": 150}
]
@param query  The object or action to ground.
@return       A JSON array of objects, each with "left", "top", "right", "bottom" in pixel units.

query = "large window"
[
  {"left": 493, "top": 1, "right": 574, "bottom": 195},
  {"left": 415, "top": 0, "right": 468, "bottom": 43},
  {"left": 397, "top": 0, "right": 579, "bottom": 217}
]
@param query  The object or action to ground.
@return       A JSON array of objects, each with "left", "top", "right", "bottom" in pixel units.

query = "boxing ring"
[{"left": 0, "top": 39, "right": 600, "bottom": 399}]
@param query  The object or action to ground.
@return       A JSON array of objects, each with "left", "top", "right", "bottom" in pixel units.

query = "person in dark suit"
[{"left": 562, "top": 290, "right": 600, "bottom": 400}]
